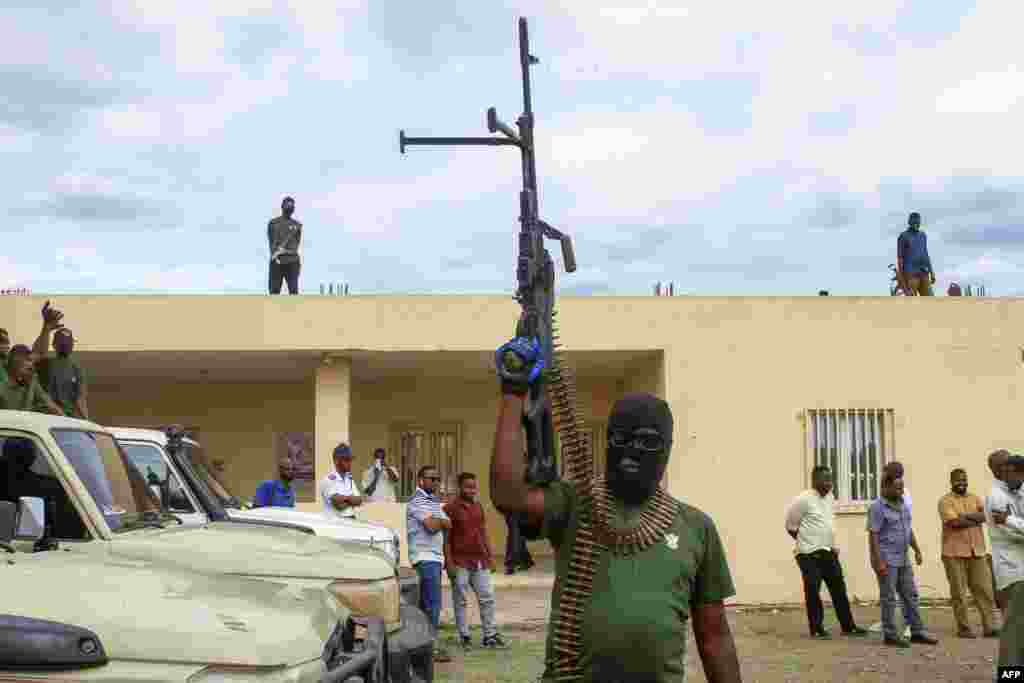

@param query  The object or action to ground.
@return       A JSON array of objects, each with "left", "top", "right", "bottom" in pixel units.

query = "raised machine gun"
[{"left": 399, "top": 17, "right": 586, "bottom": 488}]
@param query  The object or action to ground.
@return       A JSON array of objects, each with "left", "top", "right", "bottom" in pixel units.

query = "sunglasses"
[
  {"left": 422, "top": 475, "right": 441, "bottom": 481},
  {"left": 608, "top": 430, "right": 666, "bottom": 452}
]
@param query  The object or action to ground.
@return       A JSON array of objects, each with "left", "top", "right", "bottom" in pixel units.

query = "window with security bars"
[
  {"left": 806, "top": 409, "right": 893, "bottom": 504},
  {"left": 392, "top": 424, "right": 463, "bottom": 501}
]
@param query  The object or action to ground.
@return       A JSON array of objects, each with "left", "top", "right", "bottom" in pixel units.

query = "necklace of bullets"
[{"left": 543, "top": 314, "right": 679, "bottom": 681}]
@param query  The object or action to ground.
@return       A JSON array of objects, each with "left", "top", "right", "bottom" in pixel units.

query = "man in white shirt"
[
  {"left": 785, "top": 465, "right": 868, "bottom": 639},
  {"left": 320, "top": 443, "right": 363, "bottom": 519},
  {"left": 987, "top": 454, "right": 1024, "bottom": 668},
  {"left": 361, "top": 447, "right": 399, "bottom": 503}
]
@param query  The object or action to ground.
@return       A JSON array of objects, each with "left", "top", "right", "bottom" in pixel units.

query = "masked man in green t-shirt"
[
  {"left": 490, "top": 336, "right": 742, "bottom": 682},
  {"left": 31, "top": 301, "right": 89, "bottom": 420}
]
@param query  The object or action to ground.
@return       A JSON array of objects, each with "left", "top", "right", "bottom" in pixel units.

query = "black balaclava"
[{"left": 606, "top": 393, "right": 673, "bottom": 505}]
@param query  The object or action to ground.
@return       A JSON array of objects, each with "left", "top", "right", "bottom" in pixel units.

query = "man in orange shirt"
[{"left": 939, "top": 468, "right": 999, "bottom": 638}]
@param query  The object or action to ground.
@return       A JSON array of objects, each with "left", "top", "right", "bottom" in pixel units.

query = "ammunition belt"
[{"left": 545, "top": 314, "right": 677, "bottom": 680}]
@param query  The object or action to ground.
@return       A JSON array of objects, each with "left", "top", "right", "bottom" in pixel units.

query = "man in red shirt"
[{"left": 444, "top": 472, "right": 508, "bottom": 650}]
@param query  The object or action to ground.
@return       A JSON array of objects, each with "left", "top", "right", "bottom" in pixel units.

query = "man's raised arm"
[{"left": 489, "top": 337, "right": 547, "bottom": 527}]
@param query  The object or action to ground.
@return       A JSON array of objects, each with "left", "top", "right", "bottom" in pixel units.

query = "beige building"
[{"left": 2, "top": 294, "right": 1021, "bottom": 605}]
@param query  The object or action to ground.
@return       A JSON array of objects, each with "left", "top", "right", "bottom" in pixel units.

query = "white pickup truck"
[
  {"left": 110, "top": 427, "right": 421, "bottom": 607},
  {"left": 0, "top": 410, "right": 433, "bottom": 682}
]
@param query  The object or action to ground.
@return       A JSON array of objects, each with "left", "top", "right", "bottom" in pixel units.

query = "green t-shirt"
[
  {"left": 0, "top": 377, "right": 54, "bottom": 413},
  {"left": 35, "top": 354, "right": 86, "bottom": 417},
  {"left": 537, "top": 480, "right": 736, "bottom": 682}
]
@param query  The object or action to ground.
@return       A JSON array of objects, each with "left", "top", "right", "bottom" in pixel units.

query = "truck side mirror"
[
  {"left": 16, "top": 497, "right": 45, "bottom": 541},
  {"left": 0, "top": 501, "right": 16, "bottom": 544}
]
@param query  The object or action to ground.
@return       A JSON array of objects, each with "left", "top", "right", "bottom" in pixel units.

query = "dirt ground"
[{"left": 435, "top": 584, "right": 1001, "bottom": 682}]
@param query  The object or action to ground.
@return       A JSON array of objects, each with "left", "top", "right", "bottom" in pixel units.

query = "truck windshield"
[
  {"left": 51, "top": 429, "right": 160, "bottom": 533},
  {"left": 182, "top": 443, "right": 242, "bottom": 509}
]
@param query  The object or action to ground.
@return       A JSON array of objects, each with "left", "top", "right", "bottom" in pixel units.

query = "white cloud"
[
  {"left": 312, "top": 152, "right": 520, "bottom": 236},
  {"left": 944, "top": 252, "right": 1023, "bottom": 283},
  {"left": 935, "top": 68, "right": 1024, "bottom": 114}
]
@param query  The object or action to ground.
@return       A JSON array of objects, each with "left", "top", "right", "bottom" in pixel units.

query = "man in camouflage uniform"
[
  {"left": 268, "top": 196, "right": 303, "bottom": 295},
  {"left": 490, "top": 336, "right": 742, "bottom": 682}
]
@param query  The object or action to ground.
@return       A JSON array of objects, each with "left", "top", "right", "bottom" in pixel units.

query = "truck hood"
[
  {"left": 2, "top": 549, "right": 337, "bottom": 667},
  {"left": 229, "top": 508, "right": 393, "bottom": 543},
  {"left": 109, "top": 521, "right": 395, "bottom": 582}
]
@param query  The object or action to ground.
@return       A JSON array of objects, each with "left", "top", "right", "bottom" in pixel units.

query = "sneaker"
[
  {"left": 843, "top": 626, "right": 868, "bottom": 637},
  {"left": 482, "top": 634, "right": 509, "bottom": 649},
  {"left": 811, "top": 629, "right": 831, "bottom": 640},
  {"left": 884, "top": 637, "right": 910, "bottom": 648},
  {"left": 957, "top": 628, "right": 977, "bottom": 639},
  {"left": 433, "top": 647, "right": 452, "bottom": 663},
  {"left": 460, "top": 635, "right": 472, "bottom": 650},
  {"left": 909, "top": 634, "right": 938, "bottom": 645}
]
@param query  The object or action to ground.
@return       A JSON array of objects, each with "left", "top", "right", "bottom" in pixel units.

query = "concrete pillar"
[{"left": 314, "top": 358, "right": 352, "bottom": 494}]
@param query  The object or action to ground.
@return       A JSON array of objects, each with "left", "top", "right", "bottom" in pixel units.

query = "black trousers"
[
  {"left": 504, "top": 511, "right": 533, "bottom": 570},
  {"left": 269, "top": 259, "right": 300, "bottom": 295},
  {"left": 796, "top": 549, "right": 857, "bottom": 634}
]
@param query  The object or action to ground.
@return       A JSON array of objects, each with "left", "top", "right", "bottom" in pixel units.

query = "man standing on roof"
[
  {"left": 268, "top": 196, "right": 302, "bottom": 295},
  {"left": 896, "top": 212, "right": 935, "bottom": 296}
]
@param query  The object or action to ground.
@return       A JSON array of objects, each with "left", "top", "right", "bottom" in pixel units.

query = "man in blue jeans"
[
  {"left": 444, "top": 472, "right": 508, "bottom": 650},
  {"left": 868, "top": 473, "right": 939, "bottom": 647},
  {"left": 406, "top": 465, "right": 452, "bottom": 662}
]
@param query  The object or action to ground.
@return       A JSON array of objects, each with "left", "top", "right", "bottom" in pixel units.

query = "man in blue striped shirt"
[{"left": 406, "top": 464, "right": 452, "bottom": 662}]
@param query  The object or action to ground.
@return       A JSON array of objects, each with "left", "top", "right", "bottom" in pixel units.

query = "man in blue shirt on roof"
[
  {"left": 253, "top": 456, "right": 297, "bottom": 508},
  {"left": 897, "top": 212, "right": 935, "bottom": 296}
]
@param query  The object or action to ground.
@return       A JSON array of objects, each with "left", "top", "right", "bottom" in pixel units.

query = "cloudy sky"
[{"left": 3, "top": 1, "right": 1022, "bottom": 296}]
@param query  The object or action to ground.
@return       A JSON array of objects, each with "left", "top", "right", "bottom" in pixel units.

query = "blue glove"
[{"left": 495, "top": 337, "right": 545, "bottom": 394}]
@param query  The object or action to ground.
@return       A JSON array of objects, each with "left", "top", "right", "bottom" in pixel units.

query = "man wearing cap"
[
  {"left": 320, "top": 444, "right": 363, "bottom": 520},
  {"left": 31, "top": 301, "right": 88, "bottom": 420},
  {"left": 268, "top": 196, "right": 302, "bottom": 295}
]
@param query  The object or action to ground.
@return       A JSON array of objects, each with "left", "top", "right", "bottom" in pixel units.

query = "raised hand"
[
  {"left": 41, "top": 300, "right": 64, "bottom": 331},
  {"left": 495, "top": 337, "right": 545, "bottom": 394}
]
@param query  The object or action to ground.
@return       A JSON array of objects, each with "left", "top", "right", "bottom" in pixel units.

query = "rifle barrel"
[{"left": 519, "top": 17, "right": 533, "bottom": 120}]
